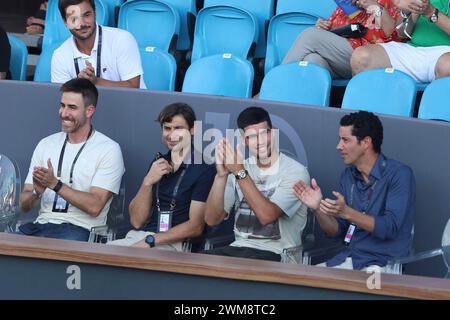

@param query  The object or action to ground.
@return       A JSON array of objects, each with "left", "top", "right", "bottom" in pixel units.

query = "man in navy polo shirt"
[
  {"left": 109, "top": 103, "right": 216, "bottom": 251},
  {"left": 293, "top": 111, "right": 416, "bottom": 271}
]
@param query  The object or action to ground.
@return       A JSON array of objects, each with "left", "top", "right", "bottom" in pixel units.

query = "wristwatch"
[
  {"left": 145, "top": 234, "right": 155, "bottom": 248},
  {"left": 429, "top": 8, "right": 439, "bottom": 23},
  {"left": 235, "top": 169, "right": 248, "bottom": 180},
  {"left": 32, "top": 188, "right": 42, "bottom": 199},
  {"left": 52, "top": 180, "right": 63, "bottom": 194},
  {"left": 373, "top": 5, "right": 383, "bottom": 17}
]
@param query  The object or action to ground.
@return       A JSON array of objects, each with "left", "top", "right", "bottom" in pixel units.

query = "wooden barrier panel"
[{"left": 0, "top": 233, "right": 449, "bottom": 299}]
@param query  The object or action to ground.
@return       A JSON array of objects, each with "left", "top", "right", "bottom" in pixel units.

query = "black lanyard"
[
  {"left": 57, "top": 125, "right": 94, "bottom": 184},
  {"left": 156, "top": 165, "right": 189, "bottom": 212},
  {"left": 74, "top": 25, "right": 102, "bottom": 77}
]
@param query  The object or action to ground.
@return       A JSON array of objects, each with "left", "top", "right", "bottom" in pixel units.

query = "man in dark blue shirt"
[
  {"left": 293, "top": 111, "right": 415, "bottom": 270},
  {"left": 109, "top": 103, "right": 216, "bottom": 250}
]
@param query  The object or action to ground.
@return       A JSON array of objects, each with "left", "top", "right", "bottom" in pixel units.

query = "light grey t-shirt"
[{"left": 224, "top": 153, "right": 310, "bottom": 254}]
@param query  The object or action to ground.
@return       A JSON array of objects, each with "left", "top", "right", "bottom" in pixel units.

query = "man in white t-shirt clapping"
[
  {"left": 51, "top": 0, "right": 146, "bottom": 88},
  {"left": 203, "top": 107, "right": 310, "bottom": 262},
  {"left": 18, "top": 78, "right": 125, "bottom": 241}
]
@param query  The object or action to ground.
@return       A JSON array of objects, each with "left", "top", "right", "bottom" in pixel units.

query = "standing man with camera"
[
  {"left": 281, "top": 0, "right": 402, "bottom": 79},
  {"left": 109, "top": 103, "right": 216, "bottom": 251}
]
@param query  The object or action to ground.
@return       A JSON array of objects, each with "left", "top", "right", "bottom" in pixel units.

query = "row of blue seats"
[
  {"left": 6, "top": 32, "right": 448, "bottom": 122},
  {"left": 183, "top": 55, "right": 450, "bottom": 122}
]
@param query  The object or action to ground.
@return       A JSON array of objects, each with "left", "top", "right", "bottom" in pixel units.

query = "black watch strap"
[{"left": 53, "top": 180, "right": 63, "bottom": 193}]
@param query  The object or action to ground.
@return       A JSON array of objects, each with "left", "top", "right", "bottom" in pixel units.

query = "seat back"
[
  {"left": 204, "top": 0, "right": 274, "bottom": 57},
  {"left": 182, "top": 54, "right": 254, "bottom": 98},
  {"left": 7, "top": 35, "right": 28, "bottom": 81},
  {"left": 260, "top": 61, "right": 331, "bottom": 106},
  {"left": 0, "top": 154, "right": 21, "bottom": 232},
  {"left": 140, "top": 47, "right": 177, "bottom": 91},
  {"left": 342, "top": 68, "right": 417, "bottom": 117},
  {"left": 118, "top": 0, "right": 180, "bottom": 52},
  {"left": 89, "top": 184, "right": 125, "bottom": 243},
  {"left": 100, "top": 0, "right": 125, "bottom": 26},
  {"left": 418, "top": 77, "right": 450, "bottom": 122},
  {"left": 159, "top": 0, "right": 197, "bottom": 50},
  {"left": 276, "top": 0, "right": 336, "bottom": 17},
  {"left": 264, "top": 12, "right": 318, "bottom": 74},
  {"left": 43, "top": 0, "right": 110, "bottom": 51},
  {"left": 34, "top": 43, "right": 61, "bottom": 82},
  {"left": 191, "top": 5, "right": 258, "bottom": 62}
]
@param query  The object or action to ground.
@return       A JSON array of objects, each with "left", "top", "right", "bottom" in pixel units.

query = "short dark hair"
[
  {"left": 340, "top": 111, "right": 383, "bottom": 153},
  {"left": 59, "top": 0, "right": 95, "bottom": 20},
  {"left": 237, "top": 106, "right": 272, "bottom": 131},
  {"left": 157, "top": 102, "right": 196, "bottom": 129},
  {"left": 60, "top": 78, "right": 98, "bottom": 108}
]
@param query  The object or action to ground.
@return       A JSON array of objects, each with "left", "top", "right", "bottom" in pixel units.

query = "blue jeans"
[{"left": 16, "top": 222, "right": 90, "bottom": 241}]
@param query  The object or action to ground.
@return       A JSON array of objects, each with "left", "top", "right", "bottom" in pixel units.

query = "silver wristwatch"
[
  {"left": 374, "top": 5, "right": 383, "bottom": 17},
  {"left": 430, "top": 8, "right": 439, "bottom": 23},
  {"left": 235, "top": 169, "right": 248, "bottom": 180}
]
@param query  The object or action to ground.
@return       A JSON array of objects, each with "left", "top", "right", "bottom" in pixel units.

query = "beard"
[{"left": 71, "top": 25, "right": 95, "bottom": 41}]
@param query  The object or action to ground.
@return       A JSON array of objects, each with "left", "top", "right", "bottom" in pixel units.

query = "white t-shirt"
[
  {"left": 51, "top": 24, "right": 146, "bottom": 88},
  {"left": 224, "top": 153, "right": 310, "bottom": 254},
  {"left": 25, "top": 131, "right": 125, "bottom": 231}
]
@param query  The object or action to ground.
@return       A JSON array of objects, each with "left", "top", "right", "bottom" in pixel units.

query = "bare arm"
[
  {"left": 19, "top": 184, "right": 42, "bottom": 213},
  {"left": 154, "top": 200, "right": 206, "bottom": 245},
  {"left": 204, "top": 174, "right": 229, "bottom": 227},
  {"left": 79, "top": 61, "right": 141, "bottom": 88},
  {"left": 57, "top": 184, "right": 112, "bottom": 217},
  {"left": 129, "top": 158, "right": 173, "bottom": 229},
  {"left": 94, "top": 75, "right": 140, "bottom": 88},
  {"left": 236, "top": 176, "right": 283, "bottom": 225},
  {"left": 29, "top": 158, "right": 113, "bottom": 217}
]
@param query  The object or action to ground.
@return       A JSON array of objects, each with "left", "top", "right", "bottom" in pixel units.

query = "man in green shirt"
[{"left": 350, "top": 0, "right": 450, "bottom": 83}]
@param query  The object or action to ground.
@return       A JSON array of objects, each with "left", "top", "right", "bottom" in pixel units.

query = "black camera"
[{"left": 329, "top": 23, "right": 367, "bottom": 38}]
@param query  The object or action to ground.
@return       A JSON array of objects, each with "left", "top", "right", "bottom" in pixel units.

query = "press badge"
[
  {"left": 157, "top": 211, "right": 172, "bottom": 232},
  {"left": 52, "top": 193, "right": 69, "bottom": 213}
]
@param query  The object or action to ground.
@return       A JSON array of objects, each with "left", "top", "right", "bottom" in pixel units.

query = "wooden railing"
[{"left": 0, "top": 233, "right": 449, "bottom": 299}]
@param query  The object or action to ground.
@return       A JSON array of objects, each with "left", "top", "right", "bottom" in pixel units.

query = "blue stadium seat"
[
  {"left": 7, "top": 35, "right": 28, "bottom": 81},
  {"left": 418, "top": 77, "right": 450, "bottom": 122},
  {"left": 34, "top": 43, "right": 61, "bottom": 82},
  {"left": 265, "top": 12, "right": 318, "bottom": 75},
  {"left": 260, "top": 61, "right": 331, "bottom": 107},
  {"left": 276, "top": 0, "right": 336, "bottom": 18},
  {"left": 160, "top": 0, "right": 197, "bottom": 51},
  {"left": 118, "top": 0, "right": 180, "bottom": 52},
  {"left": 203, "top": 0, "right": 274, "bottom": 58},
  {"left": 140, "top": 47, "right": 177, "bottom": 91},
  {"left": 99, "top": 0, "right": 124, "bottom": 27},
  {"left": 342, "top": 68, "right": 417, "bottom": 117},
  {"left": 416, "top": 82, "right": 429, "bottom": 91},
  {"left": 182, "top": 54, "right": 254, "bottom": 98},
  {"left": 191, "top": 5, "right": 258, "bottom": 63},
  {"left": 43, "top": 0, "right": 110, "bottom": 51}
]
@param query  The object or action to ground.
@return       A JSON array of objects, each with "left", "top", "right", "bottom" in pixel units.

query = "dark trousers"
[{"left": 202, "top": 245, "right": 281, "bottom": 262}]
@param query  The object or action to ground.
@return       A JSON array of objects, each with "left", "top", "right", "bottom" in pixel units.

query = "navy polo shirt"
[
  {"left": 327, "top": 153, "right": 416, "bottom": 270},
  {"left": 143, "top": 150, "right": 216, "bottom": 233}
]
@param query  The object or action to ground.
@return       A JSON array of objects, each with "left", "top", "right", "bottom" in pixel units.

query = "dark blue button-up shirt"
[{"left": 327, "top": 153, "right": 416, "bottom": 270}]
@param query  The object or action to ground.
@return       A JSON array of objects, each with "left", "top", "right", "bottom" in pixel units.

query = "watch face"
[
  {"left": 145, "top": 235, "right": 155, "bottom": 247},
  {"left": 238, "top": 170, "right": 247, "bottom": 179},
  {"left": 431, "top": 14, "right": 438, "bottom": 23}
]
